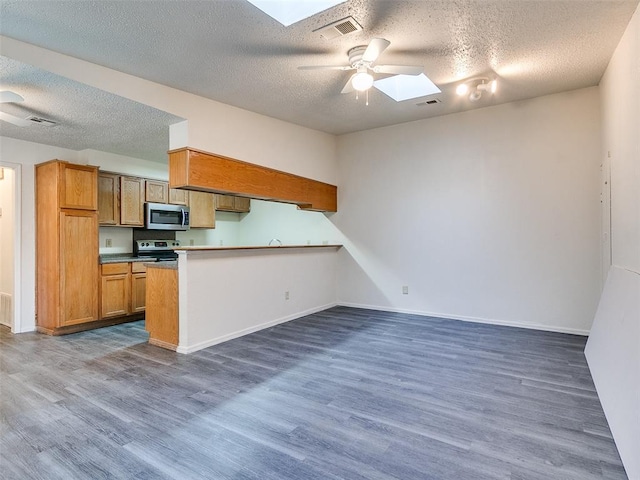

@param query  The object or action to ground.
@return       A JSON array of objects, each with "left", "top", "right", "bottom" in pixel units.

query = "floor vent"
[
  {"left": 0, "top": 293, "right": 11, "bottom": 327},
  {"left": 314, "top": 16, "right": 362, "bottom": 40},
  {"left": 416, "top": 98, "right": 442, "bottom": 106},
  {"left": 27, "top": 116, "right": 58, "bottom": 126}
]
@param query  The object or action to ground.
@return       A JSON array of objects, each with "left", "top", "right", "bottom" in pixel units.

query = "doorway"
[{"left": 0, "top": 162, "right": 21, "bottom": 332}]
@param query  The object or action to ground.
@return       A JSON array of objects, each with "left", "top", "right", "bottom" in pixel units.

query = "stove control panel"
[{"left": 135, "top": 240, "right": 181, "bottom": 253}]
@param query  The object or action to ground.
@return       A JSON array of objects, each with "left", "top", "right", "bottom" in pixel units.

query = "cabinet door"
[
  {"left": 101, "top": 274, "right": 130, "bottom": 318},
  {"left": 98, "top": 172, "right": 120, "bottom": 225},
  {"left": 60, "top": 210, "right": 99, "bottom": 326},
  {"left": 60, "top": 163, "right": 97, "bottom": 211},
  {"left": 189, "top": 191, "right": 216, "bottom": 228},
  {"left": 120, "top": 176, "right": 145, "bottom": 226},
  {"left": 146, "top": 180, "right": 168, "bottom": 204},
  {"left": 215, "top": 194, "right": 235, "bottom": 211},
  {"left": 131, "top": 273, "right": 147, "bottom": 313},
  {"left": 169, "top": 188, "right": 189, "bottom": 206},
  {"left": 215, "top": 194, "right": 250, "bottom": 212},
  {"left": 233, "top": 196, "right": 251, "bottom": 213}
]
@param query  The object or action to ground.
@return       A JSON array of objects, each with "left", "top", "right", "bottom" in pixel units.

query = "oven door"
[{"left": 145, "top": 203, "right": 190, "bottom": 230}]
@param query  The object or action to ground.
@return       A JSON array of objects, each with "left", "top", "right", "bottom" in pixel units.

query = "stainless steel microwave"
[{"left": 144, "top": 202, "right": 190, "bottom": 230}]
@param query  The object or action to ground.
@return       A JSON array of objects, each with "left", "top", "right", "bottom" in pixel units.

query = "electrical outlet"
[
  {"left": 105, "top": 238, "right": 112, "bottom": 248},
  {"left": 285, "top": 291, "right": 290, "bottom": 300},
  {"left": 189, "top": 239, "right": 195, "bottom": 246},
  {"left": 402, "top": 285, "right": 409, "bottom": 295}
]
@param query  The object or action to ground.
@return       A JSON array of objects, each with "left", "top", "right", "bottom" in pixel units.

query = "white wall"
[
  {"left": 335, "top": 87, "right": 602, "bottom": 334},
  {"left": 585, "top": 5, "right": 640, "bottom": 479},
  {"left": 0, "top": 136, "right": 80, "bottom": 332},
  {"left": 235, "top": 199, "right": 340, "bottom": 247},
  {"left": 0, "top": 167, "right": 14, "bottom": 295},
  {"left": 0, "top": 167, "right": 15, "bottom": 326}
]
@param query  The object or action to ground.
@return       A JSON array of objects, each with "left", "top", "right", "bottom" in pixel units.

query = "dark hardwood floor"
[{"left": 0, "top": 307, "right": 627, "bottom": 479}]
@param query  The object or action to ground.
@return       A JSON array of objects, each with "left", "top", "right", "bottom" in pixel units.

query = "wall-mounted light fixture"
[{"left": 456, "top": 77, "right": 497, "bottom": 102}]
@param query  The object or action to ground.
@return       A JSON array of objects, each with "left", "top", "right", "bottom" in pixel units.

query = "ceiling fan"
[
  {"left": 298, "top": 38, "right": 423, "bottom": 94},
  {"left": 0, "top": 91, "right": 32, "bottom": 127}
]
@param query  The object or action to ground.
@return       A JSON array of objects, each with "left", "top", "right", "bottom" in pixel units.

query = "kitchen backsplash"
[{"left": 98, "top": 227, "right": 133, "bottom": 254}]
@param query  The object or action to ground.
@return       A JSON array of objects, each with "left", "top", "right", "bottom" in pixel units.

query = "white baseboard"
[
  {"left": 176, "top": 302, "right": 338, "bottom": 354},
  {"left": 337, "top": 302, "right": 590, "bottom": 336}
]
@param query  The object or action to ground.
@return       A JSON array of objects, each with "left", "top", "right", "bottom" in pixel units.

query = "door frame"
[{"left": 0, "top": 161, "right": 22, "bottom": 333}]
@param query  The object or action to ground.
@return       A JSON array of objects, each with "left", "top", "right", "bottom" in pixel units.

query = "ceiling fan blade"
[
  {"left": 0, "top": 111, "right": 31, "bottom": 127},
  {"left": 373, "top": 65, "right": 423, "bottom": 75},
  {"left": 362, "top": 38, "right": 391, "bottom": 63},
  {"left": 0, "top": 91, "right": 24, "bottom": 103},
  {"left": 341, "top": 74, "right": 356, "bottom": 94},
  {"left": 298, "top": 65, "right": 352, "bottom": 71}
]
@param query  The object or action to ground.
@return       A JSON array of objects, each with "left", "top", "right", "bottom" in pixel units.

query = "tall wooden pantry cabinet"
[{"left": 36, "top": 160, "right": 99, "bottom": 334}]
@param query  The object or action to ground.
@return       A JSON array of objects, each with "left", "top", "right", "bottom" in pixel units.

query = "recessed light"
[
  {"left": 373, "top": 74, "right": 441, "bottom": 102},
  {"left": 245, "top": 0, "right": 346, "bottom": 27}
]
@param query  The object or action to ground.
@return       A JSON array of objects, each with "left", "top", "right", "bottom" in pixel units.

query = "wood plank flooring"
[{"left": 0, "top": 307, "right": 627, "bottom": 479}]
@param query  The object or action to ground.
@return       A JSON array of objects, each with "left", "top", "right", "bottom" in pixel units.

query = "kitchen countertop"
[
  {"left": 175, "top": 244, "right": 342, "bottom": 252},
  {"left": 145, "top": 261, "right": 177, "bottom": 270},
  {"left": 99, "top": 254, "right": 158, "bottom": 264}
]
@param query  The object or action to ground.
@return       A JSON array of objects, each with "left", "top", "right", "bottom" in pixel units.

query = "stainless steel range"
[{"left": 134, "top": 239, "right": 181, "bottom": 262}]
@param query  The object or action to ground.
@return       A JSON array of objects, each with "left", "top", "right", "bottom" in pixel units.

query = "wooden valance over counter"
[{"left": 168, "top": 147, "right": 337, "bottom": 212}]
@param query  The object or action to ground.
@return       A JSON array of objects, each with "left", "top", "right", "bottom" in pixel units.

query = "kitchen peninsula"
[{"left": 145, "top": 244, "right": 342, "bottom": 353}]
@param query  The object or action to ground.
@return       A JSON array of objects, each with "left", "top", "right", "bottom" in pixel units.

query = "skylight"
[
  {"left": 374, "top": 74, "right": 441, "bottom": 102},
  {"left": 246, "top": 0, "right": 346, "bottom": 27}
]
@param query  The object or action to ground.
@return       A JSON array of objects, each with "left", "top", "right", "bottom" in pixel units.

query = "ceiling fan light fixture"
[{"left": 352, "top": 71, "right": 374, "bottom": 91}]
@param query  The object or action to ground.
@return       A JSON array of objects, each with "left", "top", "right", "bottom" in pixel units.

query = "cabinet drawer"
[
  {"left": 131, "top": 262, "right": 147, "bottom": 274},
  {"left": 101, "top": 263, "right": 129, "bottom": 275}
]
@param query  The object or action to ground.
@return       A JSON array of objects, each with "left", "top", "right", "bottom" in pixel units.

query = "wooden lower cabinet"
[
  {"left": 100, "top": 262, "right": 147, "bottom": 319},
  {"left": 131, "top": 263, "right": 147, "bottom": 313},
  {"left": 145, "top": 265, "right": 178, "bottom": 350}
]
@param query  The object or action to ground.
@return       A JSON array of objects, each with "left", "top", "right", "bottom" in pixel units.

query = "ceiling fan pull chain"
[{"left": 366, "top": 89, "right": 369, "bottom": 106}]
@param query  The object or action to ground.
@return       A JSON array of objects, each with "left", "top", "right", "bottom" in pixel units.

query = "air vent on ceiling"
[
  {"left": 313, "top": 16, "right": 362, "bottom": 40},
  {"left": 27, "top": 116, "right": 58, "bottom": 126},
  {"left": 416, "top": 98, "right": 442, "bottom": 106}
]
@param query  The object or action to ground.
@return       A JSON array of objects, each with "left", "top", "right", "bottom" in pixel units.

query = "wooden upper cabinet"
[
  {"left": 146, "top": 180, "right": 168, "bottom": 204},
  {"left": 59, "top": 162, "right": 98, "bottom": 210},
  {"left": 215, "top": 194, "right": 235, "bottom": 211},
  {"left": 169, "top": 188, "right": 189, "bottom": 206},
  {"left": 215, "top": 194, "right": 251, "bottom": 213},
  {"left": 98, "top": 172, "right": 120, "bottom": 225},
  {"left": 120, "top": 176, "right": 145, "bottom": 226},
  {"left": 234, "top": 196, "right": 251, "bottom": 212},
  {"left": 189, "top": 191, "right": 215, "bottom": 228}
]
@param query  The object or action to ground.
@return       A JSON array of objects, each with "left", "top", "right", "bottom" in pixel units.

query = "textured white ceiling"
[
  {"left": 0, "top": 0, "right": 638, "bottom": 158},
  {"left": 0, "top": 57, "right": 184, "bottom": 162}
]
